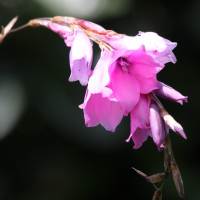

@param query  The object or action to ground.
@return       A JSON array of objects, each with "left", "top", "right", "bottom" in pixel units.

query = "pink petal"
[
  {"left": 110, "top": 62, "right": 140, "bottom": 116},
  {"left": 134, "top": 74, "right": 160, "bottom": 94},
  {"left": 69, "top": 28, "right": 93, "bottom": 86},
  {"left": 138, "top": 32, "right": 177, "bottom": 55},
  {"left": 130, "top": 94, "right": 150, "bottom": 129},
  {"left": 154, "top": 82, "right": 188, "bottom": 105},
  {"left": 47, "top": 22, "right": 74, "bottom": 39},
  {"left": 127, "top": 46, "right": 160, "bottom": 78},
  {"left": 128, "top": 124, "right": 151, "bottom": 149},
  {"left": 88, "top": 50, "right": 125, "bottom": 94},
  {"left": 79, "top": 90, "right": 123, "bottom": 132}
]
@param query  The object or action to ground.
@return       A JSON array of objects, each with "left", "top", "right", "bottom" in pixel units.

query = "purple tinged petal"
[
  {"left": 69, "top": 28, "right": 93, "bottom": 86},
  {"left": 79, "top": 90, "right": 123, "bottom": 132},
  {"left": 130, "top": 94, "right": 150, "bottom": 129},
  {"left": 174, "top": 127, "right": 187, "bottom": 139},
  {"left": 127, "top": 126, "right": 151, "bottom": 149},
  {"left": 88, "top": 50, "right": 125, "bottom": 94},
  {"left": 47, "top": 22, "right": 73, "bottom": 39},
  {"left": 138, "top": 32, "right": 177, "bottom": 56},
  {"left": 110, "top": 62, "right": 140, "bottom": 116},
  {"left": 154, "top": 82, "right": 188, "bottom": 105},
  {"left": 149, "top": 99, "right": 165, "bottom": 151}
]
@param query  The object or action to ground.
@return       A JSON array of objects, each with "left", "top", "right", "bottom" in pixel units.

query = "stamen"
[{"left": 118, "top": 57, "right": 130, "bottom": 73}]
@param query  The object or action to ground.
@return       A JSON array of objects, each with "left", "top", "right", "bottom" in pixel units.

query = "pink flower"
[
  {"left": 48, "top": 21, "right": 93, "bottom": 86},
  {"left": 126, "top": 94, "right": 165, "bottom": 151},
  {"left": 126, "top": 94, "right": 187, "bottom": 150},
  {"left": 79, "top": 32, "right": 179, "bottom": 146},
  {"left": 30, "top": 18, "right": 93, "bottom": 86}
]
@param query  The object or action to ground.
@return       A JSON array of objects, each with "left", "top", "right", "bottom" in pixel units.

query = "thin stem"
[
  {"left": 150, "top": 93, "right": 164, "bottom": 109},
  {"left": 9, "top": 23, "right": 29, "bottom": 34},
  {"left": 164, "top": 126, "right": 175, "bottom": 161}
]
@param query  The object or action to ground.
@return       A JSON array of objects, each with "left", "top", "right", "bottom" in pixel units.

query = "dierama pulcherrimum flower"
[
  {"left": 79, "top": 30, "right": 184, "bottom": 149},
  {"left": 29, "top": 18, "right": 93, "bottom": 86},
  {"left": 78, "top": 27, "right": 187, "bottom": 150}
]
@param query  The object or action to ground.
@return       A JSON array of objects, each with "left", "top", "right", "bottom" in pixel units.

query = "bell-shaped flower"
[
  {"left": 126, "top": 94, "right": 165, "bottom": 151},
  {"left": 153, "top": 82, "right": 188, "bottom": 105},
  {"left": 29, "top": 18, "right": 93, "bottom": 86},
  {"left": 87, "top": 46, "right": 161, "bottom": 117},
  {"left": 68, "top": 28, "right": 93, "bottom": 86}
]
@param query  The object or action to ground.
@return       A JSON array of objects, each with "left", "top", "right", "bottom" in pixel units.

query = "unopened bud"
[
  {"left": 149, "top": 100, "right": 165, "bottom": 151},
  {"left": 152, "top": 189, "right": 162, "bottom": 200},
  {"left": 146, "top": 173, "right": 165, "bottom": 183},
  {"left": 160, "top": 109, "right": 187, "bottom": 139},
  {"left": 132, "top": 167, "right": 148, "bottom": 179},
  {"left": 171, "top": 160, "right": 185, "bottom": 199}
]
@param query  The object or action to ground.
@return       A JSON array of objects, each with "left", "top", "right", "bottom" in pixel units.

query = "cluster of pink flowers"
[{"left": 30, "top": 16, "right": 187, "bottom": 151}]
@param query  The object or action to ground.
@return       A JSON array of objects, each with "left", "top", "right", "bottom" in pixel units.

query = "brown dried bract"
[
  {"left": 171, "top": 160, "right": 185, "bottom": 199},
  {"left": 132, "top": 167, "right": 148, "bottom": 179},
  {"left": 152, "top": 189, "right": 162, "bottom": 200},
  {"left": 146, "top": 173, "right": 165, "bottom": 183}
]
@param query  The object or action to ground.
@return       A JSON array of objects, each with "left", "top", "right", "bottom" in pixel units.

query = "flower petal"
[
  {"left": 134, "top": 74, "right": 160, "bottom": 94},
  {"left": 79, "top": 90, "right": 123, "bottom": 132},
  {"left": 130, "top": 94, "right": 150, "bottom": 129},
  {"left": 88, "top": 50, "right": 125, "bottom": 94},
  {"left": 47, "top": 21, "right": 74, "bottom": 39},
  {"left": 127, "top": 124, "right": 151, "bottom": 149},
  {"left": 154, "top": 82, "right": 188, "bottom": 105},
  {"left": 126, "top": 46, "right": 160, "bottom": 78},
  {"left": 69, "top": 28, "right": 93, "bottom": 86},
  {"left": 110, "top": 62, "right": 140, "bottom": 115}
]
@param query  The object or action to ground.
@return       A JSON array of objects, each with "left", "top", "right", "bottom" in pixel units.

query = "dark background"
[{"left": 0, "top": 0, "right": 198, "bottom": 199}]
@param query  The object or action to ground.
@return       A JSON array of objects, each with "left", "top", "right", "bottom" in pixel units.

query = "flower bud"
[
  {"left": 149, "top": 100, "right": 165, "bottom": 151},
  {"left": 160, "top": 109, "right": 187, "bottom": 139}
]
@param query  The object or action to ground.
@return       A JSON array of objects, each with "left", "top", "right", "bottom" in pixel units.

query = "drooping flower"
[
  {"left": 79, "top": 30, "right": 187, "bottom": 150},
  {"left": 29, "top": 18, "right": 93, "bottom": 86},
  {"left": 126, "top": 94, "right": 165, "bottom": 151}
]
